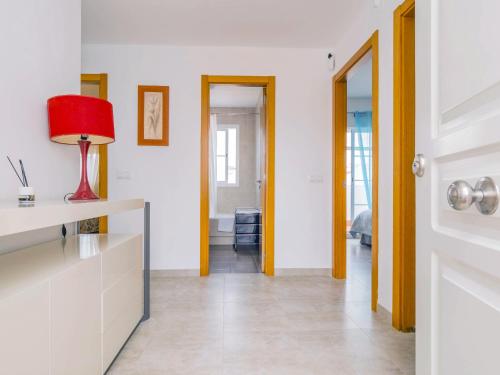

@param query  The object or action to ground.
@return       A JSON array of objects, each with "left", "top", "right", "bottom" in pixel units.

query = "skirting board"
[
  {"left": 152, "top": 269, "right": 332, "bottom": 277},
  {"left": 275, "top": 268, "right": 332, "bottom": 276},
  {"left": 151, "top": 269, "right": 199, "bottom": 277}
]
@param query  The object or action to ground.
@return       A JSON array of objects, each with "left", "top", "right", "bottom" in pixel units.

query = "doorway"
[
  {"left": 333, "top": 32, "right": 379, "bottom": 311},
  {"left": 393, "top": 0, "right": 415, "bottom": 332},
  {"left": 80, "top": 73, "right": 109, "bottom": 234},
  {"left": 209, "top": 85, "right": 263, "bottom": 273},
  {"left": 346, "top": 52, "right": 374, "bottom": 299},
  {"left": 200, "top": 76, "right": 275, "bottom": 276}
]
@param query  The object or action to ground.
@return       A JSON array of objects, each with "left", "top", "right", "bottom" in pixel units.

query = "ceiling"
[
  {"left": 210, "top": 85, "right": 263, "bottom": 108},
  {"left": 82, "top": 0, "right": 369, "bottom": 47},
  {"left": 347, "top": 52, "right": 372, "bottom": 98}
]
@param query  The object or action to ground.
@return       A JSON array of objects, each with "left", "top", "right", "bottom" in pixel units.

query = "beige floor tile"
[
  {"left": 135, "top": 335, "right": 223, "bottom": 374},
  {"left": 106, "top": 241, "right": 415, "bottom": 374},
  {"left": 363, "top": 328, "right": 416, "bottom": 373},
  {"left": 345, "top": 302, "right": 393, "bottom": 330}
]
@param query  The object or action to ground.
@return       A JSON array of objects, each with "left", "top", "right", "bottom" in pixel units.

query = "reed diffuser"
[{"left": 7, "top": 156, "right": 34, "bottom": 203}]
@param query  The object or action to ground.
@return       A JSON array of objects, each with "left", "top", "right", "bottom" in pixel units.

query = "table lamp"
[{"left": 47, "top": 95, "right": 115, "bottom": 201}]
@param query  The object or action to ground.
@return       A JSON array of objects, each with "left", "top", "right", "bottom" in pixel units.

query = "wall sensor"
[{"left": 328, "top": 53, "right": 335, "bottom": 71}]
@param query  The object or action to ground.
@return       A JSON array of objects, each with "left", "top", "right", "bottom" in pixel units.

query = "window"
[
  {"left": 216, "top": 124, "right": 239, "bottom": 186},
  {"left": 346, "top": 126, "right": 372, "bottom": 221}
]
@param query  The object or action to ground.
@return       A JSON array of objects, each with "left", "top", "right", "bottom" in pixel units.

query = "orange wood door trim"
[
  {"left": 393, "top": 0, "right": 416, "bottom": 331},
  {"left": 333, "top": 79, "right": 347, "bottom": 280},
  {"left": 81, "top": 73, "right": 109, "bottom": 233},
  {"left": 200, "top": 76, "right": 275, "bottom": 276},
  {"left": 371, "top": 31, "right": 380, "bottom": 312},
  {"left": 332, "top": 32, "right": 379, "bottom": 311},
  {"left": 200, "top": 75, "right": 210, "bottom": 276}
]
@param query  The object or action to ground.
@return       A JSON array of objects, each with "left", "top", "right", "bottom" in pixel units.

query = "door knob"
[
  {"left": 412, "top": 154, "right": 425, "bottom": 177},
  {"left": 447, "top": 177, "right": 499, "bottom": 215}
]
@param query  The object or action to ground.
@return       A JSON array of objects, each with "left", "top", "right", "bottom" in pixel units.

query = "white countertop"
[{"left": 0, "top": 198, "right": 144, "bottom": 237}]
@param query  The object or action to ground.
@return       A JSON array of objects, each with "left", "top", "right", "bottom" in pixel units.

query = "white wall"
[
  {"left": 82, "top": 45, "right": 332, "bottom": 271},
  {"left": 332, "top": 0, "right": 404, "bottom": 312},
  {"left": 0, "top": 0, "right": 81, "bottom": 253}
]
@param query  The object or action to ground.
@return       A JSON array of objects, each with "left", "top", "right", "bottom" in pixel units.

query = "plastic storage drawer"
[
  {"left": 235, "top": 234, "right": 260, "bottom": 244},
  {"left": 235, "top": 209, "right": 261, "bottom": 224},
  {"left": 235, "top": 224, "right": 261, "bottom": 234}
]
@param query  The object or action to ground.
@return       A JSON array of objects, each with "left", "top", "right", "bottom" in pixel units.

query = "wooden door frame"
[
  {"left": 393, "top": 0, "right": 415, "bottom": 331},
  {"left": 200, "top": 75, "right": 275, "bottom": 276},
  {"left": 332, "top": 32, "right": 379, "bottom": 311},
  {"left": 81, "top": 73, "right": 109, "bottom": 233}
]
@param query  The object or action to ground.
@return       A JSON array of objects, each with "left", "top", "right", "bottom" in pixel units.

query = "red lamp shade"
[
  {"left": 47, "top": 95, "right": 115, "bottom": 144},
  {"left": 47, "top": 95, "right": 115, "bottom": 201}
]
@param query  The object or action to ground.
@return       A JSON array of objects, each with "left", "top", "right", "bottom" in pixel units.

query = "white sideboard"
[
  {"left": 0, "top": 234, "right": 143, "bottom": 375},
  {"left": 0, "top": 198, "right": 144, "bottom": 237}
]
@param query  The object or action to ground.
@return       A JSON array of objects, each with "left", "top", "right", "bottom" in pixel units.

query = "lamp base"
[
  {"left": 69, "top": 189, "right": 99, "bottom": 201},
  {"left": 69, "top": 139, "right": 99, "bottom": 201}
]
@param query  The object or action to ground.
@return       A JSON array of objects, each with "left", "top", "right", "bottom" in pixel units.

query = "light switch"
[
  {"left": 116, "top": 170, "right": 131, "bottom": 180},
  {"left": 309, "top": 175, "right": 324, "bottom": 183}
]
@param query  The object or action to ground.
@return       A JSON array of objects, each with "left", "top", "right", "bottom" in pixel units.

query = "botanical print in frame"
[{"left": 138, "top": 85, "right": 169, "bottom": 146}]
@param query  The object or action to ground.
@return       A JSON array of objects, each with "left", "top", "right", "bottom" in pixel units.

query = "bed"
[{"left": 349, "top": 209, "right": 372, "bottom": 246}]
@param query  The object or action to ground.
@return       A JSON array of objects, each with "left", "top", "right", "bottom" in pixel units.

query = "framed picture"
[{"left": 138, "top": 85, "right": 169, "bottom": 146}]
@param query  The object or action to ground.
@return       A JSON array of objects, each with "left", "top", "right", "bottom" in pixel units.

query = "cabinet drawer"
[
  {"left": 0, "top": 283, "right": 50, "bottom": 375},
  {"left": 102, "top": 235, "right": 142, "bottom": 291},
  {"left": 51, "top": 255, "right": 102, "bottom": 375},
  {"left": 102, "top": 268, "right": 143, "bottom": 332},
  {"left": 102, "top": 269, "right": 143, "bottom": 370}
]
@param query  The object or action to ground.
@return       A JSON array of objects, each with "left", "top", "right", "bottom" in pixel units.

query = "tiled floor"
[
  {"left": 346, "top": 238, "right": 372, "bottom": 287},
  {"left": 209, "top": 245, "right": 260, "bottom": 273},
  {"left": 107, "top": 240, "right": 415, "bottom": 374}
]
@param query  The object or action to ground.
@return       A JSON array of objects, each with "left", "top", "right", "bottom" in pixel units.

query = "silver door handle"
[
  {"left": 447, "top": 177, "right": 499, "bottom": 215},
  {"left": 412, "top": 154, "right": 425, "bottom": 177}
]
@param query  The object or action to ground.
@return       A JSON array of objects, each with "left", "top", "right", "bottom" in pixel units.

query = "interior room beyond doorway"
[
  {"left": 208, "top": 84, "right": 264, "bottom": 274},
  {"left": 346, "top": 52, "right": 374, "bottom": 299}
]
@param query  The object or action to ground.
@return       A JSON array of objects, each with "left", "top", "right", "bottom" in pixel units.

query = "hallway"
[{"left": 108, "top": 244, "right": 414, "bottom": 374}]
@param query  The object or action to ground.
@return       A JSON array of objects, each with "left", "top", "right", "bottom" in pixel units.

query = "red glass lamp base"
[
  {"left": 69, "top": 140, "right": 99, "bottom": 201},
  {"left": 70, "top": 188, "right": 99, "bottom": 201}
]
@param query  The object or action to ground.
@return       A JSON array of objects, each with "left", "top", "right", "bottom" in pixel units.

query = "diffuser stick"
[
  {"left": 19, "top": 160, "right": 28, "bottom": 187},
  {"left": 6, "top": 156, "right": 25, "bottom": 186}
]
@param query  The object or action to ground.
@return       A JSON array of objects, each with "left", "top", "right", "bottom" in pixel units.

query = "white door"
[{"left": 416, "top": 1, "right": 500, "bottom": 374}]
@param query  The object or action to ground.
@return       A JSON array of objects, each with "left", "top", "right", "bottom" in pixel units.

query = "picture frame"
[{"left": 138, "top": 85, "right": 169, "bottom": 146}]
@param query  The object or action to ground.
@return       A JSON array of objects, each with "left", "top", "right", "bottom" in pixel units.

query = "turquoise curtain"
[{"left": 353, "top": 112, "right": 372, "bottom": 209}]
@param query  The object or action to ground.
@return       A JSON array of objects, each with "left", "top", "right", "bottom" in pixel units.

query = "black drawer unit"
[{"left": 234, "top": 208, "right": 261, "bottom": 250}]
